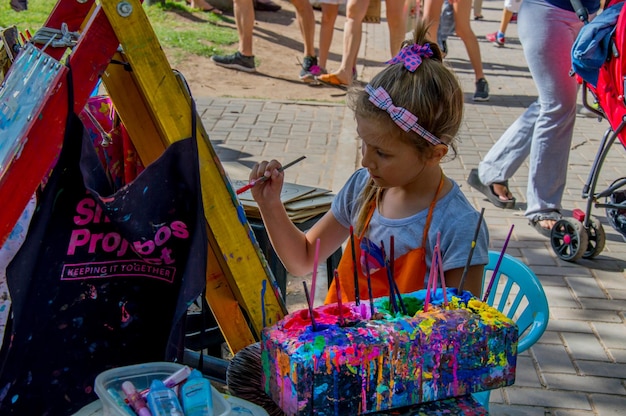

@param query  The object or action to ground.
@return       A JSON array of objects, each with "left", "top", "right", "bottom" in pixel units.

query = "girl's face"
[{"left": 357, "top": 115, "right": 434, "bottom": 189}]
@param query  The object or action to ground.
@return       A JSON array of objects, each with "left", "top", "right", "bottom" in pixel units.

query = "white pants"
[{"left": 478, "top": 0, "right": 586, "bottom": 219}]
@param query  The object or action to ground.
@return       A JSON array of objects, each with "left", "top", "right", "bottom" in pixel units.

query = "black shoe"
[
  {"left": 473, "top": 78, "right": 489, "bottom": 101},
  {"left": 10, "top": 0, "right": 27, "bottom": 11},
  {"left": 211, "top": 51, "right": 256, "bottom": 73},
  {"left": 254, "top": 0, "right": 281, "bottom": 12}
]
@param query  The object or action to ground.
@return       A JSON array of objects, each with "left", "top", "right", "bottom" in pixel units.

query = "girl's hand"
[{"left": 249, "top": 159, "right": 284, "bottom": 203}]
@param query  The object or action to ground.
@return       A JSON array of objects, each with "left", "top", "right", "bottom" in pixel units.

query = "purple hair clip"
[
  {"left": 385, "top": 43, "right": 434, "bottom": 72},
  {"left": 365, "top": 84, "right": 444, "bottom": 146}
]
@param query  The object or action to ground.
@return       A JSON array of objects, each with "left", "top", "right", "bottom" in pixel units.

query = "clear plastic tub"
[{"left": 95, "top": 362, "right": 231, "bottom": 416}]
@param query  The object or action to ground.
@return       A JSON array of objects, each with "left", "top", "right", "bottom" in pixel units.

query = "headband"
[
  {"left": 365, "top": 84, "right": 445, "bottom": 147},
  {"left": 385, "top": 43, "right": 434, "bottom": 72}
]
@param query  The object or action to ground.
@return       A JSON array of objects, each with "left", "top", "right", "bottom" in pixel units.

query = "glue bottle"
[
  {"left": 145, "top": 379, "right": 184, "bottom": 416},
  {"left": 181, "top": 369, "right": 214, "bottom": 416}
]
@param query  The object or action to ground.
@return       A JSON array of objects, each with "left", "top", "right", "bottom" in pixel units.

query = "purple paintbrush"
[
  {"left": 364, "top": 248, "right": 375, "bottom": 318},
  {"left": 482, "top": 224, "right": 515, "bottom": 302}
]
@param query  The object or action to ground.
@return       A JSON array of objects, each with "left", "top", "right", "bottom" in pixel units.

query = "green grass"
[{"left": 1, "top": 0, "right": 238, "bottom": 59}]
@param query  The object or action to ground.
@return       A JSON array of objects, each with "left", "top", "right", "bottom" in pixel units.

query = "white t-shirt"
[{"left": 331, "top": 168, "right": 490, "bottom": 287}]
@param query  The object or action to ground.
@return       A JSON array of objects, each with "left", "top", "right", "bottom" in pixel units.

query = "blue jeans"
[
  {"left": 478, "top": 0, "right": 586, "bottom": 219},
  {"left": 437, "top": 0, "right": 455, "bottom": 47}
]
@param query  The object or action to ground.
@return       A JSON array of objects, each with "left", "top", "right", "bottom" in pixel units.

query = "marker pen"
[
  {"left": 139, "top": 366, "right": 192, "bottom": 399},
  {"left": 121, "top": 380, "right": 152, "bottom": 416}
]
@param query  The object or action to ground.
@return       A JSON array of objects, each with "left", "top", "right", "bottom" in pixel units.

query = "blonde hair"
[{"left": 347, "top": 19, "right": 464, "bottom": 234}]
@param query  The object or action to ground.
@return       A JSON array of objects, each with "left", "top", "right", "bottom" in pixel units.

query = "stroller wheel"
[
  {"left": 550, "top": 218, "right": 589, "bottom": 262},
  {"left": 582, "top": 216, "right": 606, "bottom": 259}
]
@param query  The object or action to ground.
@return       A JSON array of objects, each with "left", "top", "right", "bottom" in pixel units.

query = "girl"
[
  {"left": 249, "top": 20, "right": 488, "bottom": 303},
  {"left": 227, "top": 21, "right": 490, "bottom": 415}
]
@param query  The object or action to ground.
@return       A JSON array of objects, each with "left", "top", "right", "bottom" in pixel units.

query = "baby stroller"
[{"left": 551, "top": 0, "right": 626, "bottom": 261}]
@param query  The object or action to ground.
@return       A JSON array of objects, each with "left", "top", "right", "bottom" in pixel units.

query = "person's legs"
[
  {"left": 385, "top": 0, "right": 408, "bottom": 57},
  {"left": 451, "top": 0, "right": 484, "bottom": 81},
  {"left": 486, "top": 7, "right": 513, "bottom": 46},
  {"left": 211, "top": 0, "right": 257, "bottom": 71},
  {"left": 319, "top": 3, "right": 340, "bottom": 70},
  {"left": 422, "top": 0, "right": 445, "bottom": 42},
  {"left": 450, "top": 0, "right": 489, "bottom": 100},
  {"left": 499, "top": 7, "right": 514, "bottom": 33},
  {"left": 477, "top": 101, "right": 538, "bottom": 191},
  {"left": 473, "top": 0, "right": 483, "bottom": 19},
  {"left": 292, "top": 0, "right": 320, "bottom": 81},
  {"left": 317, "top": 0, "right": 369, "bottom": 86},
  {"left": 235, "top": 0, "right": 256, "bottom": 56},
  {"left": 291, "top": 0, "right": 317, "bottom": 57},
  {"left": 437, "top": 0, "right": 455, "bottom": 50},
  {"left": 189, "top": 0, "right": 223, "bottom": 13},
  {"left": 517, "top": 0, "right": 583, "bottom": 222}
]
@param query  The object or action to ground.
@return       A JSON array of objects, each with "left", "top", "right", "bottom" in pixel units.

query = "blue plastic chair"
[{"left": 472, "top": 251, "right": 550, "bottom": 410}]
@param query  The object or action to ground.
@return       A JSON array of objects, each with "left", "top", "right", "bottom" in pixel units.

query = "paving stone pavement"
[{"left": 196, "top": 1, "right": 626, "bottom": 414}]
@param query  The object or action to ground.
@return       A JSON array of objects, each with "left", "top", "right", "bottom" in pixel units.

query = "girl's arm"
[
  {"left": 444, "top": 265, "right": 484, "bottom": 298},
  {"left": 249, "top": 160, "right": 349, "bottom": 277}
]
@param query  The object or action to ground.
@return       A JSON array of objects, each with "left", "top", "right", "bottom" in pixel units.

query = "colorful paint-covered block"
[{"left": 261, "top": 289, "right": 518, "bottom": 415}]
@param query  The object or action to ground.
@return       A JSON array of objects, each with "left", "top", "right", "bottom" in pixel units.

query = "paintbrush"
[
  {"left": 389, "top": 236, "right": 407, "bottom": 315},
  {"left": 434, "top": 233, "right": 448, "bottom": 308},
  {"left": 226, "top": 343, "right": 284, "bottom": 416},
  {"left": 380, "top": 241, "right": 398, "bottom": 314},
  {"left": 482, "top": 224, "right": 515, "bottom": 303},
  {"left": 364, "top": 248, "right": 375, "bottom": 317},
  {"left": 236, "top": 156, "right": 306, "bottom": 195},
  {"left": 334, "top": 270, "right": 345, "bottom": 326},
  {"left": 349, "top": 226, "right": 360, "bottom": 306},
  {"left": 303, "top": 281, "right": 318, "bottom": 331},
  {"left": 458, "top": 207, "right": 485, "bottom": 293},
  {"left": 310, "top": 238, "right": 321, "bottom": 306}
]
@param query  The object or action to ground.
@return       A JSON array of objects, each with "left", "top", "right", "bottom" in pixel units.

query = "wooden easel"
[{"left": 0, "top": 0, "right": 286, "bottom": 354}]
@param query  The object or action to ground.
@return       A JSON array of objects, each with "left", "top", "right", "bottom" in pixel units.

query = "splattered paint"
[{"left": 261, "top": 288, "right": 517, "bottom": 415}]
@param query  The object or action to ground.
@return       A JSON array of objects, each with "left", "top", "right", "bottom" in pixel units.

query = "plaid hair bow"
[
  {"left": 366, "top": 84, "right": 444, "bottom": 146},
  {"left": 385, "top": 43, "right": 434, "bottom": 72}
]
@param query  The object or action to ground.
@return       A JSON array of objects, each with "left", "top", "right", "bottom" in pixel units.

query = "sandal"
[
  {"left": 467, "top": 168, "right": 516, "bottom": 209},
  {"left": 316, "top": 73, "right": 349, "bottom": 90},
  {"left": 529, "top": 212, "right": 562, "bottom": 237},
  {"left": 186, "top": 0, "right": 223, "bottom": 14}
]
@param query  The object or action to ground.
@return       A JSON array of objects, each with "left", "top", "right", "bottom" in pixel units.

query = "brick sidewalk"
[{"left": 197, "top": 1, "right": 626, "bottom": 413}]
